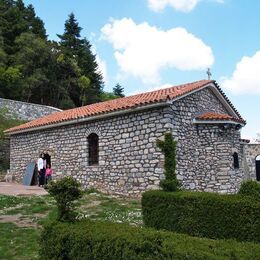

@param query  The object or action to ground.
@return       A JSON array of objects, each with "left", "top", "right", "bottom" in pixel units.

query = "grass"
[
  {"left": 0, "top": 223, "right": 39, "bottom": 259},
  {"left": 0, "top": 190, "right": 259, "bottom": 259},
  {"left": 0, "top": 191, "right": 142, "bottom": 259}
]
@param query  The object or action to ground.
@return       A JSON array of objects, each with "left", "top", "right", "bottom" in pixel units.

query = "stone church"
[{"left": 5, "top": 80, "right": 259, "bottom": 197}]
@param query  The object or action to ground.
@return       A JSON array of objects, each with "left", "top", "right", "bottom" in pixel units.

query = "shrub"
[
  {"left": 39, "top": 220, "right": 260, "bottom": 260},
  {"left": 238, "top": 180, "right": 260, "bottom": 200},
  {"left": 48, "top": 176, "right": 82, "bottom": 221},
  {"left": 142, "top": 190, "right": 260, "bottom": 242},
  {"left": 156, "top": 132, "right": 180, "bottom": 191}
]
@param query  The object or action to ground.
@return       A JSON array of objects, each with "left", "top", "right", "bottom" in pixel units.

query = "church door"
[{"left": 255, "top": 155, "right": 260, "bottom": 181}]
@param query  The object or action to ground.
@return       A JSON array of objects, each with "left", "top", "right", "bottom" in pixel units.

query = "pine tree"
[
  {"left": 113, "top": 83, "right": 125, "bottom": 97},
  {"left": 57, "top": 13, "right": 82, "bottom": 56},
  {"left": 57, "top": 13, "right": 103, "bottom": 106},
  {"left": 24, "top": 4, "right": 47, "bottom": 39}
]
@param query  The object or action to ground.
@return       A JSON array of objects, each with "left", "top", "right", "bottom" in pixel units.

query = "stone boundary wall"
[
  {"left": 0, "top": 97, "right": 62, "bottom": 121},
  {"left": 0, "top": 138, "right": 10, "bottom": 170},
  {"left": 241, "top": 143, "right": 260, "bottom": 180}
]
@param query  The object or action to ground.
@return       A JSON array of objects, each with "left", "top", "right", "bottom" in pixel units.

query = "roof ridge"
[{"left": 6, "top": 79, "right": 242, "bottom": 134}]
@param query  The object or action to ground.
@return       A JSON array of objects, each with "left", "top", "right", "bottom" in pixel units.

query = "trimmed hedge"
[
  {"left": 142, "top": 190, "right": 260, "bottom": 242},
  {"left": 39, "top": 220, "right": 260, "bottom": 260},
  {"left": 239, "top": 180, "right": 260, "bottom": 200}
]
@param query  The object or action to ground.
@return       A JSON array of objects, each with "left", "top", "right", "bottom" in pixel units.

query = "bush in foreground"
[
  {"left": 39, "top": 220, "right": 260, "bottom": 259},
  {"left": 142, "top": 190, "right": 260, "bottom": 242},
  {"left": 238, "top": 180, "right": 260, "bottom": 200},
  {"left": 48, "top": 176, "right": 82, "bottom": 222}
]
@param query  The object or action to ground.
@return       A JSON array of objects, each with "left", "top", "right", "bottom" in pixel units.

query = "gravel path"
[{"left": 0, "top": 182, "right": 48, "bottom": 196}]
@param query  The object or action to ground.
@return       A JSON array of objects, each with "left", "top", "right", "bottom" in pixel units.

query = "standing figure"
[
  {"left": 37, "top": 153, "right": 45, "bottom": 187},
  {"left": 45, "top": 164, "right": 53, "bottom": 185}
]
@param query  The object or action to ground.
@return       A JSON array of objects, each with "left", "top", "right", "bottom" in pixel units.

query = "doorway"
[
  {"left": 256, "top": 155, "right": 260, "bottom": 181},
  {"left": 44, "top": 153, "right": 51, "bottom": 167}
]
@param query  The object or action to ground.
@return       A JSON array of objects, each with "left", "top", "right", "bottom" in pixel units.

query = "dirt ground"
[{"left": 0, "top": 182, "right": 48, "bottom": 196}]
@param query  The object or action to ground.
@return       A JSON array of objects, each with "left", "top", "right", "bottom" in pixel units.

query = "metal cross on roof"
[{"left": 207, "top": 68, "right": 212, "bottom": 80}]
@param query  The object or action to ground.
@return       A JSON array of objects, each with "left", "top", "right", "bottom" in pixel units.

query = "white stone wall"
[
  {"left": 170, "top": 87, "right": 243, "bottom": 193},
  {"left": 10, "top": 107, "right": 171, "bottom": 197},
  {"left": 0, "top": 97, "right": 61, "bottom": 120},
  {"left": 9, "top": 87, "right": 244, "bottom": 196},
  {"left": 241, "top": 144, "right": 260, "bottom": 180}
]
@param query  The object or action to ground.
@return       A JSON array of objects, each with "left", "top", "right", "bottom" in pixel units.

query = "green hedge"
[
  {"left": 39, "top": 220, "right": 260, "bottom": 260},
  {"left": 239, "top": 180, "right": 260, "bottom": 200},
  {"left": 142, "top": 190, "right": 260, "bottom": 242}
]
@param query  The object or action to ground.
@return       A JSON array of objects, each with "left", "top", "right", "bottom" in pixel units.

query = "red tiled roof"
[
  {"left": 195, "top": 112, "right": 246, "bottom": 124},
  {"left": 5, "top": 80, "right": 243, "bottom": 134}
]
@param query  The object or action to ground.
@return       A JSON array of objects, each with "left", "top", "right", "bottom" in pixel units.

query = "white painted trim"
[
  {"left": 7, "top": 102, "right": 168, "bottom": 135},
  {"left": 193, "top": 118, "right": 245, "bottom": 126}
]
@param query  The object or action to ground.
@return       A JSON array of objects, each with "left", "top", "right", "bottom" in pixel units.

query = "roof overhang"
[
  {"left": 6, "top": 101, "right": 169, "bottom": 135},
  {"left": 6, "top": 81, "right": 245, "bottom": 136},
  {"left": 193, "top": 119, "right": 245, "bottom": 127}
]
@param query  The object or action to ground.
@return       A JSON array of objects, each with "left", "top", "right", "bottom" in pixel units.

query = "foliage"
[
  {"left": 142, "top": 190, "right": 260, "bottom": 242},
  {"left": 0, "top": 107, "right": 25, "bottom": 169},
  {"left": 57, "top": 13, "right": 103, "bottom": 106},
  {"left": 0, "top": 2, "right": 103, "bottom": 108},
  {"left": 39, "top": 219, "right": 260, "bottom": 260},
  {"left": 156, "top": 132, "right": 180, "bottom": 191},
  {"left": 0, "top": 107, "right": 24, "bottom": 138},
  {"left": 100, "top": 91, "right": 118, "bottom": 101},
  {"left": 238, "top": 180, "right": 260, "bottom": 200},
  {"left": 48, "top": 176, "right": 82, "bottom": 222},
  {"left": 113, "top": 83, "right": 125, "bottom": 97}
]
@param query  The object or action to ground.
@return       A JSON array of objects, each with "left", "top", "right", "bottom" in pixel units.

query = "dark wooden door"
[{"left": 256, "top": 160, "right": 260, "bottom": 181}]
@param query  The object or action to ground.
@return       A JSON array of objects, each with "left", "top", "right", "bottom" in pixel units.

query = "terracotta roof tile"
[
  {"left": 5, "top": 79, "right": 244, "bottom": 133},
  {"left": 196, "top": 112, "right": 246, "bottom": 124}
]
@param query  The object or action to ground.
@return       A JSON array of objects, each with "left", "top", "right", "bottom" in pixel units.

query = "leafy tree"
[
  {"left": 79, "top": 75, "right": 90, "bottom": 106},
  {"left": 113, "top": 83, "right": 125, "bottom": 97},
  {"left": 156, "top": 132, "right": 180, "bottom": 191},
  {"left": 48, "top": 176, "right": 82, "bottom": 222},
  {"left": 13, "top": 32, "right": 52, "bottom": 103},
  {"left": 100, "top": 91, "right": 118, "bottom": 101},
  {"left": 0, "top": 2, "right": 104, "bottom": 109}
]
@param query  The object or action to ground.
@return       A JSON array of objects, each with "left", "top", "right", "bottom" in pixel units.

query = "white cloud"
[
  {"left": 221, "top": 51, "right": 260, "bottom": 95},
  {"left": 131, "top": 83, "right": 173, "bottom": 95},
  {"left": 148, "top": 0, "right": 198, "bottom": 12},
  {"left": 101, "top": 18, "right": 214, "bottom": 84},
  {"left": 91, "top": 44, "right": 109, "bottom": 86},
  {"left": 96, "top": 55, "right": 108, "bottom": 86},
  {"left": 147, "top": 0, "right": 224, "bottom": 13}
]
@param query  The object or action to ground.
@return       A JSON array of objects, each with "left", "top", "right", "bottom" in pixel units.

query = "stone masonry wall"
[
  {"left": 241, "top": 144, "right": 260, "bottom": 180},
  {"left": 9, "top": 87, "right": 244, "bottom": 196},
  {"left": 170, "top": 87, "right": 243, "bottom": 193},
  {"left": 10, "top": 106, "right": 172, "bottom": 197},
  {"left": 0, "top": 97, "right": 62, "bottom": 120}
]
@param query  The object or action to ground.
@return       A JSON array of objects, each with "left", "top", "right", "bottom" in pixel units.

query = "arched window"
[
  {"left": 87, "top": 133, "right": 99, "bottom": 166},
  {"left": 233, "top": 152, "right": 239, "bottom": 169},
  {"left": 255, "top": 155, "right": 260, "bottom": 181}
]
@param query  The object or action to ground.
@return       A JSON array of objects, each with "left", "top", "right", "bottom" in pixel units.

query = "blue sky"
[{"left": 24, "top": 0, "right": 260, "bottom": 140}]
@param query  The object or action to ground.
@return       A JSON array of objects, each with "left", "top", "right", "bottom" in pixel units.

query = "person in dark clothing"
[{"left": 37, "top": 153, "right": 45, "bottom": 187}]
